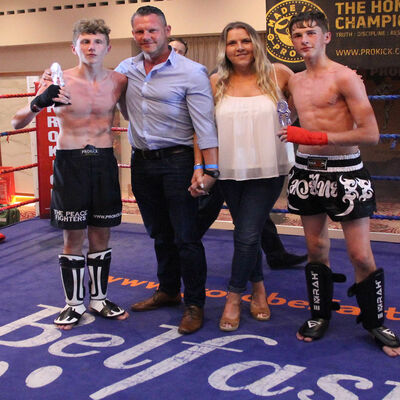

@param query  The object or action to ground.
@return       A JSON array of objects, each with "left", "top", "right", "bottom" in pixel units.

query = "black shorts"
[
  {"left": 287, "top": 151, "right": 376, "bottom": 222},
  {"left": 51, "top": 145, "right": 122, "bottom": 230}
]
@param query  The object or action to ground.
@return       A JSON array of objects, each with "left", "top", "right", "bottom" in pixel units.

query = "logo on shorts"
[
  {"left": 81, "top": 148, "right": 99, "bottom": 156},
  {"left": 307, "top": 157, "right": 328, "bottom": 170},
  {"left": 53, "top": 209, "right": 88, "bottom": 222},
  {"left": 336, "top": 176, "right": 374, "bottom": 217},
  {"left": 266, "top": 0, "right": 325, "bottom": 63}
]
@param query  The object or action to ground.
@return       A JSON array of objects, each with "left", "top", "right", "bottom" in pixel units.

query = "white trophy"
[
  {"left": 50, "top": 62, "right": 65, "bottom": 87},
  {"left": 277, "top": 99, "right": 291, "bottom": 127},
  {"left": 277, "top": 99, "right": 295, "bottom": 163}
]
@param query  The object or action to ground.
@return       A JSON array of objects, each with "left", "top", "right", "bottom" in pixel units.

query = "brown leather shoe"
[
  {"left": 178, "top": 305, "right": 204, "bottom": 334},
  {"left": 131, "top": 290, "right": 181, "bottom": 312}
]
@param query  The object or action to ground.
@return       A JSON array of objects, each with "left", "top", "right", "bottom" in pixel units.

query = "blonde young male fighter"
[
  {"left": 12, "top": 19, "right": 129, "bottom": 330},
  {"left": 278, "top": 11, "right": 400, "bottom": 357}
]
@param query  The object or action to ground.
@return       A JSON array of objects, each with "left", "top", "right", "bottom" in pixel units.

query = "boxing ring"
[
  {"left": 1, "top": 90, "right": 399, "bottom": 242},
  {"left": 0, "top": 89, "right": 400, "bottom": 400}
]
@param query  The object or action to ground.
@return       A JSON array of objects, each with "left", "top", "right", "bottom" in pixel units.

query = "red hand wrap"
[{"left": 287, "top": 126, "right": 328, "bottom": 145}]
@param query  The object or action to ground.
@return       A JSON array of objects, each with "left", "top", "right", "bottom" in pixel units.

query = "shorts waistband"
[
  {"left": 295, "top": 151, "right": 363, "bottom": 172},
  {"left": 133, "top": 145, "right": 192, "bottom": 160},
  {"left": 56, "top": 145, "right": 114, "bottom": 157}
]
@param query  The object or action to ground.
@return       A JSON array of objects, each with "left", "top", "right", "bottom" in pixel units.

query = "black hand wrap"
[{"left": 30, "top": 84, "right": 62, "bottom": 112}]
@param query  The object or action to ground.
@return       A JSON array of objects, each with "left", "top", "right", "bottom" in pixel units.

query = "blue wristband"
[
  {"left": 205, "top": 164, "right": 218, "bottom": 169},
  {"left": 194, "top": 164, "right": 203, "bottom": 170}
]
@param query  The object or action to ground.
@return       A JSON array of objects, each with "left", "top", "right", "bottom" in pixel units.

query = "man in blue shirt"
[{"left": 116, "top": 6, "right": 218, "bottom": 334}]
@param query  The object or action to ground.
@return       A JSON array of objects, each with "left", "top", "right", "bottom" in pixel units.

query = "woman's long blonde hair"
[{"left": 214, "top": 21, "right": 279, "bottom": 105}]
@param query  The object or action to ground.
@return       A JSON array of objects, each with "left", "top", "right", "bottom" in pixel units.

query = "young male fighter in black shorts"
[
  {"left": 278, "top": 11, "right": 400, "bottom": 357},
  {"left": 12, "top": 19, "right": 129, "bottom": 329}
]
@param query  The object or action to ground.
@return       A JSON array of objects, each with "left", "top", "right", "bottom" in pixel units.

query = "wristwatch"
[{"left": 203, "top": 169, "right": 220, "bottom": 179}]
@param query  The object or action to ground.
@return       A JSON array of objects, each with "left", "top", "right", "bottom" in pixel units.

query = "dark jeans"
[
  {"left": 261, "top": 214, "right": 286, "bottom": 264},
  {"left": 219, "top": 176, "right": 285, "bottom": 293},
  {"left": 197, "top": 179, "right": 286, "bottom": 264},
  {"left": 131, "top": 149, "right": 206, "bottom": 307}
]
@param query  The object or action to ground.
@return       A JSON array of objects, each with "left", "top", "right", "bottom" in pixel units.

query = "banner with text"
[{"left": 265, "top": 0, "right": 400, "bottom": 69}]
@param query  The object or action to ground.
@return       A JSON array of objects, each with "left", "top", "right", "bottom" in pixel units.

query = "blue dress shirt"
[{"left": 115, "top": 49, "right": 218, "bottom": 151}]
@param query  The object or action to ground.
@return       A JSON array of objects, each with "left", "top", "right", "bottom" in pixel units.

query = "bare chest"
[
  {"left": 59, "top": 80, "right": 120, "bottom": 118},
  {"left": 292, "top": 75, "right": 342, "bottom": 111}
]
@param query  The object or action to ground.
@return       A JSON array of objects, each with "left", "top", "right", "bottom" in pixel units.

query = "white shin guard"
[
  {"left": 55, "top": 254, "right": 86, "bottom": 325},
  {"left": 59, "top": 254, "right": 85, "bottom": 306},
  {"left": 87, "top": 248, "right": 112, "bottom": 302},
  {"left": 87, "top": 249, "right": 125, "bottom": 318}
]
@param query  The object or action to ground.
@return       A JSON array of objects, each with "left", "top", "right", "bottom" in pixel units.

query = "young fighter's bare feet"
[
  {"left": 297, "top": 327, "right": 400, "bottom": 357},
  {"left": 367, "top": 325, "right": 400, "bottom": 357},
  {"left": 89, "top": 299, "right": 129, "bottom": 321},
  {"left": 296, "top": 317, "right": 330, "bottom": 342},
  {"left": 55, "top": 310, "right": 128, "bottom": 330},
  {"left": 56, "top": 322, "right": 76, "bottom": 331},
  {"left": 383, "top": 346, "right": 400, "bottom": 357},
  {"left": 54, "top": 304, "right": 86, "bottom": 330},
  {"left": 115, "top": 311, "right": 129, "bottom": 320},
  {"left": 296, "top": 331, "right": 313, "bottom": 342}
]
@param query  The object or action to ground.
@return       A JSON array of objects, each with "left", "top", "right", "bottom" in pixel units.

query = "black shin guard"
[
  {"left": 348, "top": 268, "right": 400, "bottom": 348},
  {"left": 87, "top": 248, "right": 112, "bottom": 301},
  {"left": 299, "top": 263, "right": 346, "bottom": 340}
]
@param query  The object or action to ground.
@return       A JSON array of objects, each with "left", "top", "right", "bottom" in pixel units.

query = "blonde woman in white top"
[{"left": 209, "top": 21, "right": 294, "bottom": 331}]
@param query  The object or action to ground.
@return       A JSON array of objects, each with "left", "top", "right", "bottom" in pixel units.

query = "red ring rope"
[
  {"left": 1, "top": 127, "right": 36, "bottom": 137},
  {"left": 0, "top": 198, "right": 39, "bottom": 213},
  {"left": 0, "top": 93, "right": 35, "bottom": 99},
  {"left": 112, "top": 127, "right": 128, "bottom": 132},
  {"left": 0, "top": 89, "right": 398, "bottom": 226},
  {"left": 0, "top": 163, "right": 38, "bottom": 175}
]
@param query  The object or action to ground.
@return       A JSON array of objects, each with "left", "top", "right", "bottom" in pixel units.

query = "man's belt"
[{"left": 134, "top": 145, "right": 192, "bottom": 160}]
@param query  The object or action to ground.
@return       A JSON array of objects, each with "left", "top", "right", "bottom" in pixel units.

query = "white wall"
[
  {"left": 0, "top": 0, "right": 266, "bottom": 73},
  {"left": 0, "top": 0, "right": 266, "bottom": 46}
]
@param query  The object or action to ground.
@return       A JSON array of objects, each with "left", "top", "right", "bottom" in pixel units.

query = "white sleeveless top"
[{"left": 216, "top": 86, "right": 294, "bottom": 181}]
